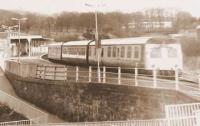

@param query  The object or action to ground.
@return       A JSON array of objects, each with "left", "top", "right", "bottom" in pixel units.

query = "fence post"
[
  {"left": 135, "top": 67, "right": 138, "bottom": 86},
  {"left": 36, "top": 64, "right": 38, "bottom": 78},
  {"left": 54, "top": 66, "right": 56, "bottom": 80},
  {"left": 198, "top": 75, "right": 200, "bottom": 89},
  {"left": 43, "top": 66, "right": 46, "bottom": 80},
  {"left": 118, "top": 67, "right": 121, "bottom": 85},
  {"left": 30, "top": 119, "right": 33, "bottom": 125},
  {"left": 103, "top": 66, "right": 106, "bottom": 83},
  {"left": 76, "top": 66, "right": 79, "bottom": 82},
  {"left": 97, "top": 67, "right": 101, "bottom": 83},
  {"left": 64, "top": 66, "right": 67, "bottom": 81},
  {"left": 18, "top": 62, "right": 21, "bottom": 76},
  {"left": 89, "top": 66, "right": 92, "bottom": 82},
  {"left": 153, "top": 68, "right": 157, "bottom": 88},
  {"left": 175, "top": 68, "right": 179, "bottom": 90}
]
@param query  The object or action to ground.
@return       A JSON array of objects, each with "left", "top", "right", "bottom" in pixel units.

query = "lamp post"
[
  {"left": 85, "top": 3, "right": 103, "bottom": 83},
  {"left": 2, "top": 25, "right": 18, "bottom": 58},
  {"left": 11, "top": 17, "right": 27, "bottom": 62}
]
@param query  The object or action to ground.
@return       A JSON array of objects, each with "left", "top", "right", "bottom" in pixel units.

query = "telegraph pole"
[{"left": 85, "top": 3, "right": 103, "bottom": 83}]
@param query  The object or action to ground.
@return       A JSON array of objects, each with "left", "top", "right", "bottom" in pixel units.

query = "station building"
[{"left": 0, "top": 32, "right": 53, "bottom": 57}]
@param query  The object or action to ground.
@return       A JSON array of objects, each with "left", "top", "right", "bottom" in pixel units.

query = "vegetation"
[
  {"left": 179, "top": 36, "right": 200, "bottom": 72},
  {"left": 180, "top": 37, "right": 200, "bottom": 57},
  {"left": 0, "top": 9, "right": 199, "bottom": 41}
]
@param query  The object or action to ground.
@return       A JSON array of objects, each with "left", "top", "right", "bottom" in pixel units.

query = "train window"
[
  {"left": 68, "top": 47, "right": 77, "bottom": 55},
  {"left": 67, "top": 48, "right": 70, "bottom": 54},
  {"left": 168, "top": 48, "right": 177, "bottom": 58},
  {"left": 120, "top": 46, "right": 125, "bottom": 58},
  {"left": 134, "top": 46, "right": 140, "bottom": 59},
  {"left": 76, "top": 48, "right": 79, "bottom": 55},
  {"left": 117, "top": 48, "right": 120, "bottom": 57},
  {"left": 127, "top": 46, "right": 132, "bottom": 58},
  {"left": 107, "top": 47, "right": 111, "bottom": 57},
  {"left": 89, "top": 47, "right": 92, "bottom": 56},
  {"left": 101, "top": 48, "right": 104, "bottom": 57},
  {"left": 83, "top": 48, "right": 86, "bottom": 55},
  {"left": 150, "top": 48, "right": 161, "bottom": 58},
  {"left": 71, "top": 48, "right": 74, "bottom": 55},
  {"left": 79, "top": 48, "right": 86, "bottom": 56},
  {"left": 78, "top": 48, "right": 81, "bottom": 55},
  {"left": 93, "top": 47, "right": 96, "bottom": 56},
  {"left": 63, "top": 47, "right": 68, "bottom": 54},
  {"left": 73, "top": 48, "right": 76, "bottom": 55},
  {"left": 113, "top": 47, "right": 116, "bottom": 58}
]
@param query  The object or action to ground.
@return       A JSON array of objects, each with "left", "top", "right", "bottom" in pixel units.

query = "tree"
[{"left": 174, "top": 11, "right": 197, "bottom": 31}]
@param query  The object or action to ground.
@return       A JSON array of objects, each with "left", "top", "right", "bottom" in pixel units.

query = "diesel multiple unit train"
[{"left": 48, "top": 37, "right": 183, "bottom": 73}]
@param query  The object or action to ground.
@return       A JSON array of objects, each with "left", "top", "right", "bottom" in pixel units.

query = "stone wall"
[{"left": 5, "top": 72, "right": 198, "bottom": 122}]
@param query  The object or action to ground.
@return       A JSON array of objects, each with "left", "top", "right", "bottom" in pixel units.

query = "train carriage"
[
  {"left": 87, "top": 37, "right": 147, "bottom": 68},
  {"left": 48, "top": 37, "right": 183, "bottom": 74}
]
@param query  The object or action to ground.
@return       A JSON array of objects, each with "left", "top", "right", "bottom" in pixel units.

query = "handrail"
[{"left": 34, "top": 65, "right": 183, "bottom": 90}]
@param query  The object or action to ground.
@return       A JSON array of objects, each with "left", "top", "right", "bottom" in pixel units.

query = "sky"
[{"left": 0, "top": 0, "right": 200, "bottom": 17}]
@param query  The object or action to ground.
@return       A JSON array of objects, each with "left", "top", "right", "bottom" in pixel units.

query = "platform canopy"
[{"left": 7, "top": 32, "right": 53, "bottom": 57}]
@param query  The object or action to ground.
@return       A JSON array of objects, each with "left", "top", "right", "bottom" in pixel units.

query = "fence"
[
  {"left": 165, "top": 103, "right": 200, "bottom": 118},
  {"left": 5, "top": 60, "right": 200, "bottom": 90},
  {"left": 30, "top": 116, "right": 197, "bottom": 126},
  {"left": 5, "top": 60, "right": 200, "bottom": 96},
  {"left": 31, "top": 46, "right": 48, "bottom": 56},
  {"left": 35, "top": 64, "right": 198, "bottom": 91},
  {"left": 196, "top": 110, "right": 200, "bottom": 126},
  {"left": 0, "top": 120, "right": 31, "bottom": 126}
]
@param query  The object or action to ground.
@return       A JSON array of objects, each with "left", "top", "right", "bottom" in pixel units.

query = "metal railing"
[
  {"left": 0, "top": 120, "right": 31, "bottom": 126},
  {"left": 5, "top": 60, "right": 199, "bottom": 92},
  {"left": 35, "top": 65, "right": 188, "bottom": 91},
  {"left": 30, "top": 116, "right": 197, "bottom": 126},
  {"left": 165, "top": 103, "right": 200, "bottom": 118},
  {"left": 31, "top": 46, "right": 48, "bottom": 56},
  {"left": 195, "top": 110, "right": 200, "bottom": 126}
]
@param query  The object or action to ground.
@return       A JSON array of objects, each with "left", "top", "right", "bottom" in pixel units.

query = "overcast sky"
[{"left": 0, "top": 0, "right": 200, "bottom": 17}]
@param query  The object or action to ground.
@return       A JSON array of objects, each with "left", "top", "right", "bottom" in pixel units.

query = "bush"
[
  {"left": 180, "top": 37, "right": 200, "bottom": 57},
  {"left": 53, "top": 33, "right": 80, "bottom": 42},
  {"left": 180, "top": 36, "right": 200, "bottom": 72}
]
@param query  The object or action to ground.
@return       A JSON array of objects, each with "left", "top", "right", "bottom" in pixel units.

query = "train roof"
[
  {"left": 48, "top": 37, "right": 178, "bottom": 47},
  {"left": 63, "top": 37, "right": 152, "bottom": 46}
]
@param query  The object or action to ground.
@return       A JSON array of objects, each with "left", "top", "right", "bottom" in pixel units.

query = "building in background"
[{"left": 123, "top": 20, "right": 173, "bottom": 33}]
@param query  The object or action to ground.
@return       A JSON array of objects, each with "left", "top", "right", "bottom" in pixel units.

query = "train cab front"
[{"left": 144, "top": 43, "right": 183, "bottom": 76}]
